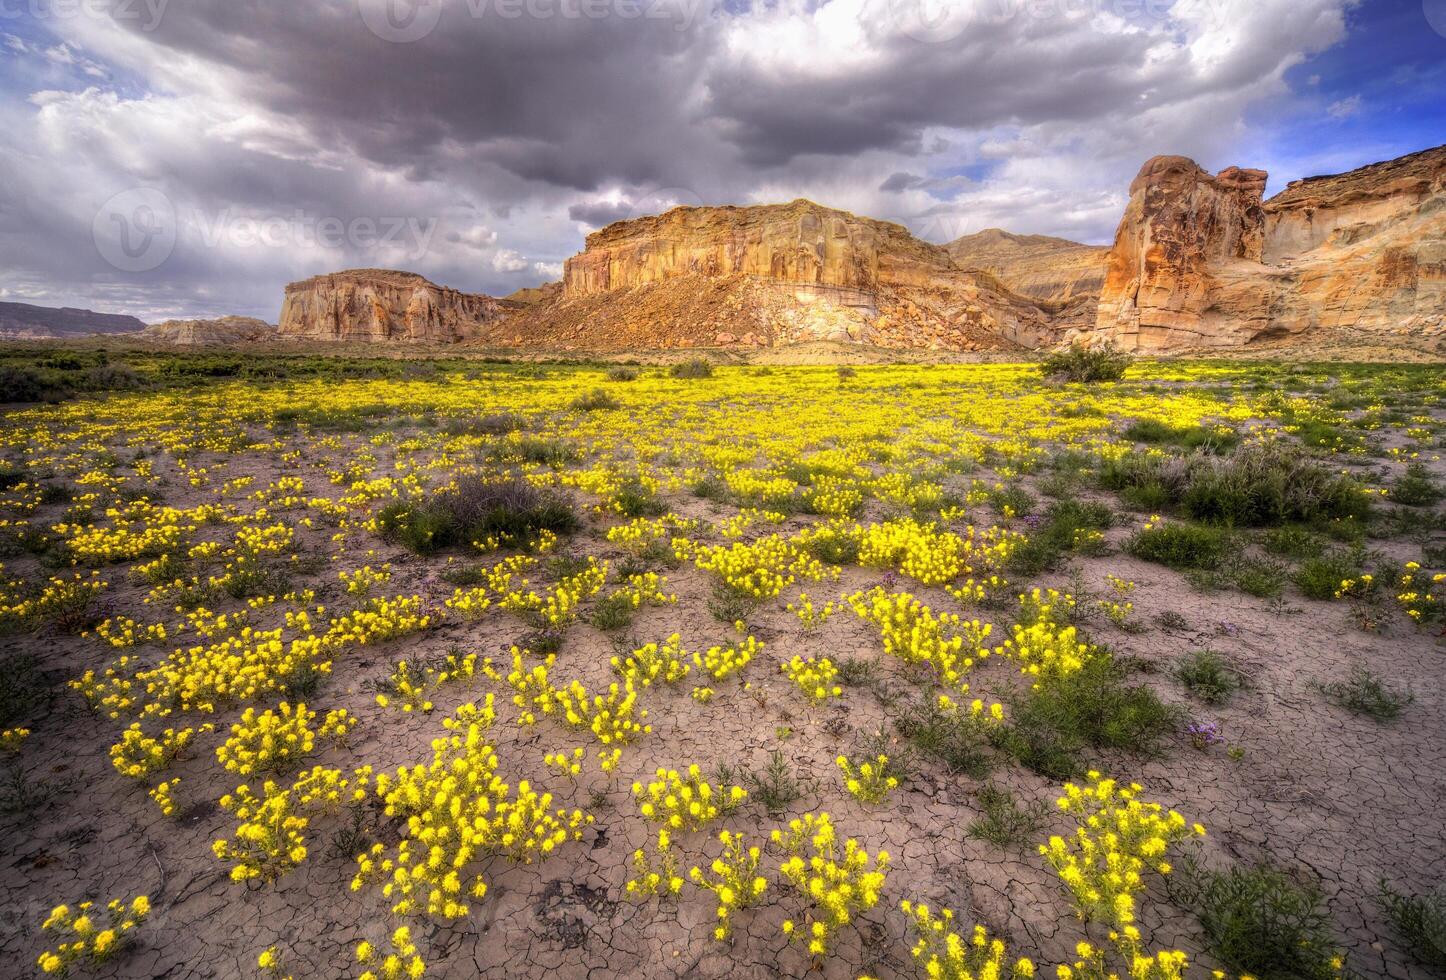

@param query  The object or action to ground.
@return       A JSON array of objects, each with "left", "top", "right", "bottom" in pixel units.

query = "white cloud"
[{"left": 1328, "top": 94, "right": 1362, "bottom": 118}]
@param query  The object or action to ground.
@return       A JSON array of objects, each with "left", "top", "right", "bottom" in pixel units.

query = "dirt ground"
[{"left": 0, "top": 361, "right": 1442, "bottom": 980}]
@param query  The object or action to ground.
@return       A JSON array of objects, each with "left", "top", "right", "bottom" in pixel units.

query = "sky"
[{"left": 0, "top": 0, "right": 1442, "bottom": 322}]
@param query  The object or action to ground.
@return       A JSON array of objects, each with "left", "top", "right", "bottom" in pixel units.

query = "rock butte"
[
  {"left": 278, "top": 269, "right": 508, "bottom": 343},
  {"left": 141, "top": 316, "right": 275, "bottom": 347},
  {"left": 274, "top": 143, "right": 1445, "bottom": 353}
]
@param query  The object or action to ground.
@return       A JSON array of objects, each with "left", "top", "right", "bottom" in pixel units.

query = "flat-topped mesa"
[
  {"left": 513, "top": 198, "right": 1065, "bottom": 351},
  {"left": 563, "top": 198, "right": 950, "bottom": 303},
  {"left": 1095, "top": 156, "right": 1272, "bottom": 350},
  {"left": 278, "top": 268, "right": 505, "bottom": 343}
]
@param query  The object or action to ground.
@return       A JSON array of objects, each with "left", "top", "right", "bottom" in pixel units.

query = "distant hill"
[
  {"left": 0, "top": 301, "right": 145, "bottom": 339},
  {"left": 141, "top": 316, "right": 275, "bottom": 346},
  {"left": 945, "top": 229, "right": 1108, "bottom": 304}
]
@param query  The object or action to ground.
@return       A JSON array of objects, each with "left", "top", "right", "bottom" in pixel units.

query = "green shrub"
[
  {"left": 569, "top": 388, "right": 619, "bottom": 411},
  {"left": 1175, "top": 650, "right": 1242, "bottom": 705},
  {"left": 377, "top": 478, "right": 579, "bottom": 555},
  {"left": 1101, "top": 443, "right": 1369, "bottom": 527},
  {"left": 606, "top": 366, "right": 639, "bottom": 382},
  {"left": 1175, "top": 863, "right": 1344, "bottom": 980},
  {"left": 1261, "top": 526, "right": 1325, "bottom": 560},
  {"left": 998, "top": 655, "right": 1179, "bottom": 778},
  {"left": 990, "top": 484, "right": 1035, "bottom": 518},
  {"left": 1127, "top": 522, "right": 1230, "bottom": 570},
  {"left": 1392, "top": 463, "right": 1443, "bottom": 507},
  {"left": 1378, "top": 882, "right": 1446, "bottom": 974},
  {"left": 669, "top": 358, "right": 714, "bottom": 379},
  {"left": 1005, "top": 499, "right": 1113, "bottom": 577},
  {"left": 1293, "top": 550, "right": 1362, "bottom": 600},
  {"left": 1318, "top": 666, "right": 1412, "bottom": 722},
  {"left": 1041, "top": 343, "right": 1130, "bottom": 383},
  {"left": 0, "top": 365, "right": 63, "bottom": 403}
]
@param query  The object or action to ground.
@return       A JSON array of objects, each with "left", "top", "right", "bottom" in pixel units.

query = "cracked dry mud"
[{"left": 1, "top": 364, "right": 1442, "bottom": 980}]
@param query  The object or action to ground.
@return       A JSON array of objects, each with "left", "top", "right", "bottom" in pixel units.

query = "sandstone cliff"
[
  {"left": 1090, "top": 145, "right": 1445, "bottom": 350},
  {"left": 946, "top": 229, "right": 1108, "bottom": 304},
  {"left": 142, "top": 316, "right": 275, "bottom": 346},
  {"left": 278, "top": 269, "right": 506, "bottom": 343},
  {"left": 480, "top": 200, "right": 1066, "bottom": 351}
]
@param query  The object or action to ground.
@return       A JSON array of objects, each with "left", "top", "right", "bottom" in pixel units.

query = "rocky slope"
[
  {"left": 480, "top": 200, "right": 1071, "bottom": 351},
  {"left": 278, "top": 269, "right": 507, "bottom": 343},
  {"left": 141, "top": 316, "right": 275, "bottom": 346},
  {"left": 946, "top": 229, "right": 1108, "bottom": 304},
  {"left": 0, "top": 302, "right": 144, "bottom": 339},
  {"left": 1089, "top": 145, "right": 1446, "bottom": 350}
]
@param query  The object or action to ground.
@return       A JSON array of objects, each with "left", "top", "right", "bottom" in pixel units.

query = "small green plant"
[
  {"left": 966, "top": 782, "right": 1046, "bottom": 849},
  {"left": 894, "top": 699, "right": 994, "bottom": 779},
  {"left": 1174, "top": 861, "right": 1345, "bottom": 980},
  {"left": 1041, "top": 343, "right": 1130, "bottom": 383},
  {"left": 1232, "top": 557, "right": 1289, "bottom": 598},
  {"left": 606, "top": 365, "right": 639, "bottom": 382},
  {"left": 990, "top": 484, "right": 1035, "bottom": 518},
  {"left": 1175, "top": 650, "right": 1242, "bottom": 706},
  {"left": 1127, "top": 521, "right": 1230, "bottom": 570},
  {"left": 1317, "top": 666, "right": 1412, "bottom": 722},
  {"left": 1378, "top": 882, "right": 1446, "bottom": 974},
  {"left": 743, "top": 750, "right": 803, "bottom": 817}
]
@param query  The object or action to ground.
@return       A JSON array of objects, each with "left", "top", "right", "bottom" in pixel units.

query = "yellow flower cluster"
[
  {"left": 109, "top": 722, "right": 197, "bottom": 779},
  {"left": 835, "top": 753, "right": 898, "bottom": 804},
  {"left": 899, "top": 901, "right": 1036, "bottom": 980},
  {"left": 213, "top": 779, "right": 311, "bottom": 882},
  {"left": 692, "top": 634, "right": 762, "bottom": 683},
  {"left": 149, "top": 778, "right": 180, "bottom": 816},
  {"left": 216, "top": 702, "right": 355, "bottom": 775},
  {"left": 774, "top": 812, "right": 889, "bottom": 957},
  {"left": 544, "top": 746, "right": 585, "bottom": 781},
  {"left": 375, "top": 651, "right": 478, "bottom": 712},
  {"left": 787, "top": 591, "right": 837, "bottom": 631},
  {"left": 859, "top": 518, "right": 965, "bottom": 585},
  {"left": 1, "top": 726, "right": 30, "bottom": 752},
  {"left": 89, "top": 615, "right": 169, "bottom": 648},
  {"left": 36, "top": 895, "right": 150, "bottom": 975},
  {"left": 626, "top": 828, "right": 684, "bottom": 898},
  {"left": 848, "top": 588, "right": 987, "bottom": 692},
  {"left": 356, "top": 697, "right": 588, "bottom": 919},
  {"left": 552, "top": 679, "right": 653, "bottom": 745},
  {"left": 1040, "top": 772, "right": 1204, "bottom": 932},
  {"left": 634, "top": 764, "right": 746, "bottom": 831},
  {"left": 340, "top": 564, "right": 392, "bottom": 597},
  {"left": 687, "top": 535, "right": 830, "bottom": 599},
  {"left": 612, "top": 634, "right": 693, "bottom": 687},
  {"left": 1396, "top": 562, "right": 1444, "bottom": 623},
  {"left": 781, "top": 654, "right": 843, "bottom": 705},
  {"left": 689, "top": 830, "right": 768, "bottom": 940},
  {"left": 356, "top": 926, "right": 425, "bottom": 980},
  {"left": 499, "top": 557, "right": 607, "bottom": 628},
  {"left": 327, "top": 594, "right": 435, "bottom": 645}
]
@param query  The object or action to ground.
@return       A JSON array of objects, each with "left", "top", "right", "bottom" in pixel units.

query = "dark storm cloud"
[{"left": 0, "top": 0, "right": 1354, "bottom": 319}]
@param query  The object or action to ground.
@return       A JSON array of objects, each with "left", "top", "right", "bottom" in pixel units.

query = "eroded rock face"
[
  {"left": 1092, "top": 145, "right": 1446, "bottom": 350},
  {"left": 142, "top": 316, "right": 274, "bottom": 346},
  {"left": 278, "top": 269, "right": 505, "bottom": 342},
  {"left": 1094, "top": 157, "right": 1271, "bottom": 350},
  {"left": 492, "top": 199, "right": 1061, "bottom": 351}
]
